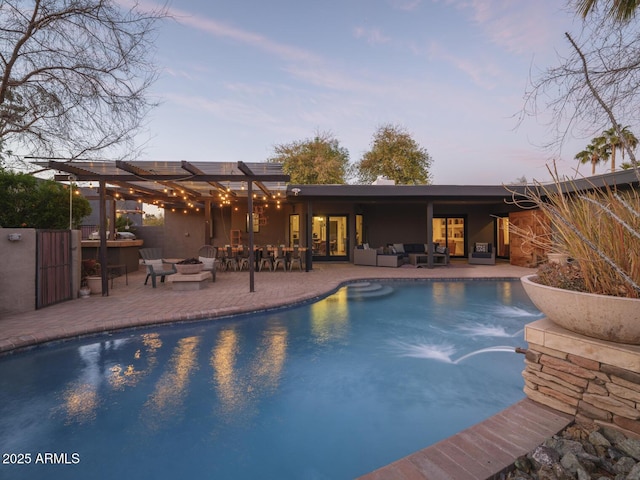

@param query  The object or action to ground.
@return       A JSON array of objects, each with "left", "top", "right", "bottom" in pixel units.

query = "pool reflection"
[
  {"left": 310, "top": 287, "right": 350, "bottom": 344},
  {"left": 142, "top": 336, "right": 200, "bottom": 429},
  {"left": 211, "top": 324, "right": 288, "bottom": 420}
]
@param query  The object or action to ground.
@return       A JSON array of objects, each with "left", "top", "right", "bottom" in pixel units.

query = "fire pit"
[{"left": 175, "top": 258, "right": 204, "bottom": 275}]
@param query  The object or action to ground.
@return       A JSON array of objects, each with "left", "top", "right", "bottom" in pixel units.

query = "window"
[
  {"left": 289, "top": 214, "right": 300, "bottom": 246},
  {"left": 355, "top": 214, "right": 364, "bottom": 246},
  {"left": 312, "top": 215, "right": 348, "bottom": 258},
  {"left": 432, "top": 217, "right": 465, "bottom": 256},
  {"left": 495, "top": 215, "right": 510, "bottom": 258}
]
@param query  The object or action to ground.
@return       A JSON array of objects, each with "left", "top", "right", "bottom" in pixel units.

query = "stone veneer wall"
[{"left": 524, "top": 318, "right": 640, "bottom": 438}]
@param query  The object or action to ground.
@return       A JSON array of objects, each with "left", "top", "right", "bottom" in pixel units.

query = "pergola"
[{"left": 32, "top": 159, "right": 291, "bottom": 294}]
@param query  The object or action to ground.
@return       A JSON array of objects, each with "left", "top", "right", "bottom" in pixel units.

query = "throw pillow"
[
  {"left": 475, "top": 243, "right": 488, "bottom": 253},
  {"left": 363, "top": 243, "right": 370, "bottom": 250},
  {"left": 436, "top": 245, "right": 446, "bottom": 254},
  {"left": 199, "top": 256, "right": 215, "bottom": 269},
  {"left": 145, "top": 259, "right": 164, "bottom": 272},
  {"left": 393, "top": 243, "right": 405, "bottom": 253}
]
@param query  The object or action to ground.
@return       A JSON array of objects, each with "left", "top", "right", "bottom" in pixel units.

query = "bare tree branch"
[
  {"left": 519, "top": 11, "right": 640, "bottom": 174},
  {"left": 0, "top": 0, "right": 168, "bottom": 160}
]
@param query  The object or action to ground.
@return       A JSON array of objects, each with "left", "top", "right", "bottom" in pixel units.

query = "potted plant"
[
  {"left": 81, "top": 259, "right": 102, "bottom": 294},
  {"left": 509, "top": 170, "right": 640, "bottom": 344}
]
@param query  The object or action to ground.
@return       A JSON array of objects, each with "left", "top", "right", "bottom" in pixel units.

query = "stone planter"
[
  {"left": 85, "top": 276, "right": 102, "bottom": 295},
  {"left": 175, "top": 263, "right": 203, "bottom": 275},
  {"left": 521, "top": 274, "right": 640, "bottom": 345}
]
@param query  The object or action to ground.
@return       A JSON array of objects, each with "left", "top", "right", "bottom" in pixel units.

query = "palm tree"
[
  {"left": 575, "top": 0, "right": 639, "bottom": 21},
  {"left": 603, "top": 125, "right": 639, "bottom": 172},
  {"left": 618, "top": 125, "right": 638, "bottom": 168},
  {"left": 575, "top": 135, "right": 611, "bottom": 175}
]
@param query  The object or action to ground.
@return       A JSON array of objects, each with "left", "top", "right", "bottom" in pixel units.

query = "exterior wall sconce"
[
  {"left": 8, "top": 233, "right": 22, "bottom": 242},
  {"left": 291, "top": 188, "right": 301, "bottom": 196}
]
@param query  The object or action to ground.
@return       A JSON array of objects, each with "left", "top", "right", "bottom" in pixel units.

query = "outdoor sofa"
[{"left": 353, "top": 243, "right": 449, "bottom": 267}]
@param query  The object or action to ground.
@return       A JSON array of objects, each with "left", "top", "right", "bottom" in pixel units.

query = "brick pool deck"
[{"left": 0, "top": 261, "right": 573, "bottom": 479}]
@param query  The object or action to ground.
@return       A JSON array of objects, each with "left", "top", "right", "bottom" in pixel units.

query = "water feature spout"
[{"left": 452, "top": 346, "right": 517, "bottom": 364}]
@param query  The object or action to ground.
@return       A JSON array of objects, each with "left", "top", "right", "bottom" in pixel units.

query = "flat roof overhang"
[
  {"left": 285, "top": 169, "right": 639, "bottom": 204},
  {"left": 29, "top": 159, "right": 290, "bottom": 210}
]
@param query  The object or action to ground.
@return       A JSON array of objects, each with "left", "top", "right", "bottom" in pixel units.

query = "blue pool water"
[{"left": 0, "top": 280, "right": 543, "bottom": 480}]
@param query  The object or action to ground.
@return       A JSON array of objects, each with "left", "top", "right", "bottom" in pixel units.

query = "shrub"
[
  {"left": 509, "top": 170, "right": 640, "bottom": 298},
  {"left": 81, "top": 259, "right": 101, "bottom": 277}
]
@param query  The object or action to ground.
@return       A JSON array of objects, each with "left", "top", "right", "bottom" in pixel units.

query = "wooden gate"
[{"left": 37, "top": 230, "right": 73, "bottom": 309}]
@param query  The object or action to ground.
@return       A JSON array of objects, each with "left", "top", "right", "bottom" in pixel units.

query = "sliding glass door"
[
  {"left": 312, "top": 215, "right": 348, "bottom": 260},
  {"left": 432, "top": 217, "right": 465, "bottom": 257}
]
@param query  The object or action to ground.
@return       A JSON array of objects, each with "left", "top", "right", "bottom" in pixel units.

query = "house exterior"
[
  {"left": 159, "top": 169, "right": 639, "bottom": 268},
  {"left": 41, "top": 159, "right": 638, "bottom": 268}
]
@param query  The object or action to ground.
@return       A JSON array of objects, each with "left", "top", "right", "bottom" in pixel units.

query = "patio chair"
[
  {"left": 197, "top": 245, "right": 218, "bottom": 282},
  {"left": 273, "top": 246, "right": 286, "bottom": 272},
  {"left": 468, "top": 242, "right": 496, "bottom": 265},
  {"left": 223, "top": 246, "right": 238, "bottom": 271},
  {"left": 258, "top": 246, "right": 274, "bottom": 271},
  {"left": 198, "top": 245, "right": 217, "bottom": 258},
  {"left": 139, "top": 247, "right": 163, "bottom": 262},
  {"left": 237, "top": 246, "right": 251, "bottom": 271},
  {"left": 143, "top": 259, "right": 176, "bottom": 288},
  {"left": 139, "top": 248, "right": 177, "bottom": 287},
  {"left": 289, "top": 245, "right": 303, "bottom": 271}
]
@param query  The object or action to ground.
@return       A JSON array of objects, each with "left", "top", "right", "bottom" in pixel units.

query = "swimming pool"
[{"left": 0, "top": 280, "right": 543, "bottom": 479}]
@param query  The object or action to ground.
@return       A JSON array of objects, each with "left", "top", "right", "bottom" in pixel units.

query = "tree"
[
  {"left": 0, "top": 0, "right": 166, "bottom": 159},
  {"left": 602, "top": 124, "right": 638, "bottom": 171},
  {"left": 521, "top": 13, "right": 640, "bottom": 173},
  {"left": 268, "top": 131, "right": 350, "bottom": 184},
  {"left": 0, "top": 168, "right": 91, "bottom": 228},
  {"left": 575, "top": 0, "right": 639, "bottom": 21},
  {"left": 144, "top": 212, "right": 164, "bottom": 226},
  {"left": 575, "top": 135, "right": 610, "bottom": 175},
  {"left": 354, "top": 124, "right": 432, "bottom": 185}
]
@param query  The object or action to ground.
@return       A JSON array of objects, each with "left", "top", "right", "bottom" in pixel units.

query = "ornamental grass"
[{"left": 509, "top": 171, "right": 640, "bottom": 298}]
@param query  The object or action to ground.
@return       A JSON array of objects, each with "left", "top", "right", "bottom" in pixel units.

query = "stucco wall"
[
  {"left": 0, "top": 228, "right": 37, "bottom": 316},
  {"left": 163, "top": 211, "right": 206, "bottom": 258},
  {"left": 0, "top": 229, "right": 84, "bottom": 316}
]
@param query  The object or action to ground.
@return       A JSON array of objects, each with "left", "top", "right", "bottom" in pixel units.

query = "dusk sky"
[{"left": 134, "top": 0, "right": 595, "bottom": 185}]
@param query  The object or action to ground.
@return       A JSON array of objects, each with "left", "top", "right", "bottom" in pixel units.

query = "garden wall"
[
  {"left": 0, "top": 228, "right": 37, "bottom": 316},
  {"left": 524, "top": 318, "right": 640, "bottom": 437}
]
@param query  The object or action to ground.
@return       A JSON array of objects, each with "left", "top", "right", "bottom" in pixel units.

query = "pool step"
[{"left": 346, "top": 282, "right": 394, "bottom": 299}]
